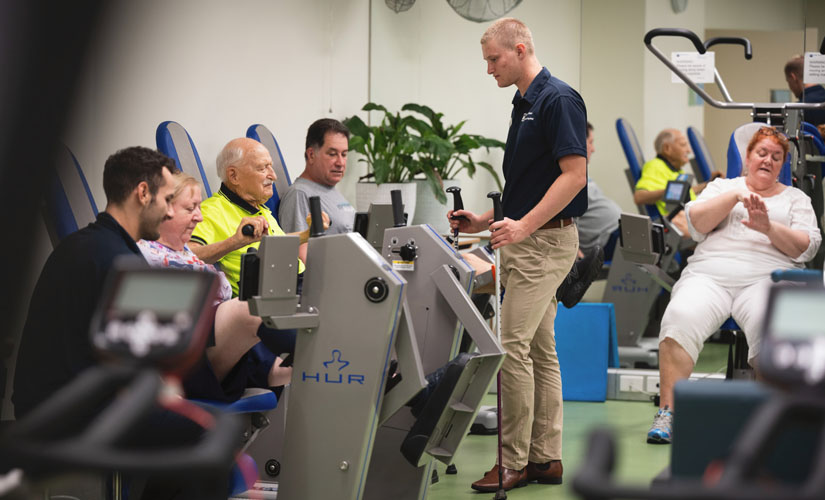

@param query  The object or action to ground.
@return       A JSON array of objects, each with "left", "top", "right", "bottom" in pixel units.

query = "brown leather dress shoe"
[
  {"left": 470, "top": 464, "right": 528, "bottom": 492},
  {"left": 525, "top": 460, "right": 563, "bottom": 484}
]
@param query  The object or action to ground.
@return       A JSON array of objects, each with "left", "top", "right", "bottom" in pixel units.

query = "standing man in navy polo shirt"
[{"left": 448, "top": 18, "right": 587, "bottom": 492}]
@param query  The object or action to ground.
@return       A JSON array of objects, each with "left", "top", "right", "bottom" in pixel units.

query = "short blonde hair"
[
  {"left": 480, "top": 17, "right": 534, "bottom": 54},
  {"left": 171, "top": 170, "right": 201, "bottom": 201}
]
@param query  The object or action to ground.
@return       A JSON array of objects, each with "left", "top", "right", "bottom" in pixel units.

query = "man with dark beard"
[{"left": 12, "top": 146, "right": 176, "bottom": 417}]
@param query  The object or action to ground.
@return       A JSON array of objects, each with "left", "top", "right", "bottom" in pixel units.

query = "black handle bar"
[
  {"left": 0, "top": 365, "right": 242, "bottom": 478},
  {"left": 643, "top": 28, "right": 705, "bottom": 53},
  {"left": 308, "top": 195, "right": 325, "bottom": 237},
  {"left": 391, "top": 189, "right": 405, "bottom": 227},
  {"left": 704, "top": 36, "right": 752, "bottom": 60}
]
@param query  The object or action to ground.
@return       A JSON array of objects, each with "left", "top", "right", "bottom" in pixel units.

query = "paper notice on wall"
[
  {"left": 671, "top": 51, "right": 715, "bottom": 84},
  {"left": 804, "top": 52, "right": 825, "bottom": 84}
]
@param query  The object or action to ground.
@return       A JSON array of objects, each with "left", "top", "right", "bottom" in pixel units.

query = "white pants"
[{"left": 658, "top": 273, "right": 772, "bottom": 364}]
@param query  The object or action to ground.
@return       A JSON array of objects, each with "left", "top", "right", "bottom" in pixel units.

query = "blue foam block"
[{"left": 555, "top": 303, "right": 618, "bottom": 402}]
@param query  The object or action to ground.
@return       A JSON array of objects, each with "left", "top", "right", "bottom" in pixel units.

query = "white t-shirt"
[{"left": 684, "top": 176, "right": 821, "bottom": 287}]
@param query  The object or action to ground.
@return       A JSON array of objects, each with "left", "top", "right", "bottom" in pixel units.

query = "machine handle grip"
[
  {"left": 447, "top": 186, "right": 469, "bottom": 222},
  {"left": 241, "top": 224, "right": 255, "bottom": 237},
  {"left": 308, "top": 196, "right": 325, "bottom": 237},
  {"left": 644, "top": 28, "right": 706, "bottom": 53},
  {"left": 704, "top": 36, "right": 752, "bottom": 60},
  {"left": 446, "top": 186, "right": 464, "bottom": 212},
  {"left": 390, "top": 189, "right": 405, "bottom": 227},
  {"left": 487, "top": 191, "right": 503, "bottom": 222}
]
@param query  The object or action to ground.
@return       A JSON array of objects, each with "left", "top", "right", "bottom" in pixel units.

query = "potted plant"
[
  {"left": 402, "top": 103, "right": 504, "bottom": 231},
  {"left": 344, "top": 103, "right": 421, "bottom": 221},
  {"left": 344, "top": 102, "right": 505, "bottom": 230}
]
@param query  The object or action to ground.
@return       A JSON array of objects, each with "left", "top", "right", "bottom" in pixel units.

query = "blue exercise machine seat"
[
  {"left": 726, "top": 122, "right": 792, "bottom": 185},
  {"left": 44, "top": 144, "right": 98, "bottom": 246},
  {"left": 686, "top": 126, "right": 716, "bottom": 183},
  {"left": 246, "top": 124, "right": 291, "bottom": 219},
  {"left": 616, "top": 118, "right": 660, "bottom": 219},
  {"left": 156, "top": 121, "right": 213, "bottom": 196}
]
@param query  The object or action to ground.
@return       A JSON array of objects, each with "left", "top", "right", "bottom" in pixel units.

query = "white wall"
[
  {"left": 66, "top": 0, "right": 370, "bottom": 204},
  {"left": 642, "top": 0, "right": 706, "bottom": 161},
  {"left": 365, "top": 0, "right": 581, "bottom": 214},
  {"left": 705, "top": 0, "right": 805, "bottom": 31},
  {"left": 581, "top": 0, "right": 646, "bottom": 212}
]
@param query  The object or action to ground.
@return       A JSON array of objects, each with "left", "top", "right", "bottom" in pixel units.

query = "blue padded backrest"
[
  {"left": 616, "top": 118, "right": 659, "bottom": 219},
  {"left": 156, "top": 121, "right": 212, "bottom": 198},
  {"left": 44, "top": 144, "right": 98, "bottom": 246},
  {"left": 686, "top": 126, "right": 715, "bottom": 182},
  {"left": 246, "top": 124, "right": 291, "bottom": 218},
  {"left": 726, "top": 123, "right": 792, "bottom": 186},
  {"left": 616, "top": 118, "right": 645, "bottom": 182}
]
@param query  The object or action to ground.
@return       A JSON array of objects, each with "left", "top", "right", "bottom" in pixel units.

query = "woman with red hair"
[{"left": 647, "top": 126, "right": 821, "bottom": 444}]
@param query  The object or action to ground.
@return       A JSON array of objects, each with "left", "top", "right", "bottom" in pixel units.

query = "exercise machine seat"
[
  {"left": 726, "top": 123, "right": 792, "bottom": 185},
  {"left": 802, "top": 122, "right": 825, "bottom": 155},
  {"left": 44, "top": 144, "right": 98, "bottom": 246},
  {"left": 156, "top": 121, "right": 212, "bottom": 197},
  {"left": 616, "top": 118, "right": 659, "bottom": 219},
  {"left": 193, "top": 387, "right": 278, "bottom": 413},
  {"left": 686, "top": 126, "right": 715, "bottom": 182},
  {"left": 246, "top": 124, "right": 291, "bottom": 219}
]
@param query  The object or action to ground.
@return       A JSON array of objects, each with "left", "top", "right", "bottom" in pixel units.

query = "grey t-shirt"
[
  {"left": 278, "top": 177, "right": 356, "bottom": 235},
  {"left": 575, "top": 178, "right": 621, "bottom": 251}
]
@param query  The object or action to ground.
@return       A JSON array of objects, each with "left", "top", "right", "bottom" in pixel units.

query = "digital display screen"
[
  {"left": 664, "top": 182, "right": 686, "bottom": 203},
  {"left": 768, "top": 288, "right": 824, "bottom": 340},
  {"left": 112, "top": 272, "right": 202, "bottom": 316}
]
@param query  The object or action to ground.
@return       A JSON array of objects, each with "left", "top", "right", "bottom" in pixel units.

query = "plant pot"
[
  {"left": 411, "top": 179, "right": 459, "bottom": 235},
  {"left": 355, "top": 182, "right": 417, "bottom": 224}
]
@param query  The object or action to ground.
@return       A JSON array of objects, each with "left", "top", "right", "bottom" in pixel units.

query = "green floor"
[
  {"left": 426, "top": 343, "right": 731, "bottom": 499},
  {"left": 426, "top": 397, "right": 668, "bottom": 500}
]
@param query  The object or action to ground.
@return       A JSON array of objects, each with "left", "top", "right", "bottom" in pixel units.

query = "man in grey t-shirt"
[
  {"left": 279, "top": 119, "right": 356, "bottom": 234},
  {"left": 576, "top": 122, "right": 620, "bottom": 253}
]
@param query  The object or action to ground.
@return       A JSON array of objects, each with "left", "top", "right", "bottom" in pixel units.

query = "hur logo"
[
  {"left": 612, "top": 273, "right": 648, "bottom": 293},
  {"left": 302, "top": 349, "right": 365, "bottom": 385}
]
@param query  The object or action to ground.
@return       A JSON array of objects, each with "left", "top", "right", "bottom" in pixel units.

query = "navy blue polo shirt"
[
  {"left": 12, "top": 212, "right": 143, "bottom": 417},
  {"left": 802, "top": 85, "right": 825, "bottom": 127},
  {"left": 501, "top": 67, "right": 588, "bottom": 221}
]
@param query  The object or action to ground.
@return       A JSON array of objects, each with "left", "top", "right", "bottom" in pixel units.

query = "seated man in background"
[
  {"left": 279, "top": 118, "right": 356, "bottom": 234},
  {"left": 556, "top": 121, "right": 613, "bottom": 307},
  {"left": 189, "top": 137, "right": 308, "bottom": 297},
  {"left": 785, "top": 55, "right": 825, "bottom": 127},
  {"left": 13, "top": 147, "right": 176, "bottom": 418},
  {"left": 575, "top": 122, "right": 620, "bottom": 255},
  {"left": 634, "top": 128, "right": 717, "bottom": 235}
]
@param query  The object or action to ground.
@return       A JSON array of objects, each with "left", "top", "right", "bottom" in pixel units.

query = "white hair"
[{"left": 216, "top": 144, "right": 245, "bottom": 182}]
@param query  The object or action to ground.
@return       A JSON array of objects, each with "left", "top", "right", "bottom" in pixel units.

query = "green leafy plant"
[
  {"left": 403, "top": 103, "right": 504, "bottom": 203},
  {"left": 344, "top": 102, "right": 504, "bottom": 203},
  {"left": 343, "top": 103, "right": 421, "bottom": 185}
]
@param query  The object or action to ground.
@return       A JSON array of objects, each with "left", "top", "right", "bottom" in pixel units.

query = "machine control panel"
[
  {"left": 90, "top": 263, "right": 219, "bottom": 373},
  {"left": 760, "top": 283, "right": 825, "bottom": 388}
]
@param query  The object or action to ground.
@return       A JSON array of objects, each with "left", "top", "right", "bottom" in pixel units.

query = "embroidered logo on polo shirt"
[{"left": 522, "top": 111, "right": 535, "bottom": 122}]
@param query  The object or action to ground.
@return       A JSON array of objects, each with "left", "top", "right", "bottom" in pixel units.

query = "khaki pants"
[{"left": 498, "top": 224, "right": 578, "bottom": 469}]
